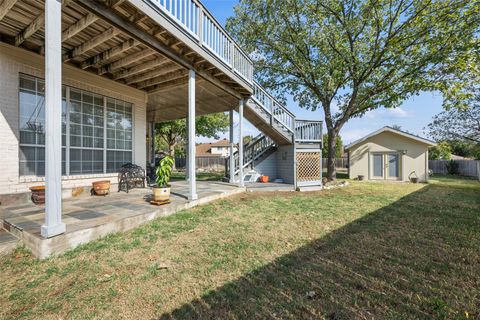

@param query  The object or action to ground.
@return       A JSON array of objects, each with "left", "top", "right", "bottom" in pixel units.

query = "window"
[
  {"left": 106, "top": 98, "right": 133, "bottom": 173},
  {"left": 69, "top": 88, "right": 105, "bottom": 174},
  {"left": 18, "top": 74, "right": 133, "bottom": 177}
]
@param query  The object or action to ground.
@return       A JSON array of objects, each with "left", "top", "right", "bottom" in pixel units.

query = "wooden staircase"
[{"left": 226, "top": 82, "right": 323, "bottom": 180}]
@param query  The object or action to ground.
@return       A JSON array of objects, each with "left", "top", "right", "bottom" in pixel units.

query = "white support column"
[
  {"left": 238, "top": 99, "right": 244, "bottom": 187},
  {"left": 185, "top": 115, "right": 189, "bottom": 181},
  {"left": 229, "top": 108, "right": 235, "bottom": 183},
  {"left": 187, "top": 69, "right": 197, "bottom": 200},
  {"left": 41, "top": 0, "right": 65, "bottom": 238}
]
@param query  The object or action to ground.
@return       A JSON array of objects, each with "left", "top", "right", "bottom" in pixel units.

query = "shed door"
[
  {"left": 388, "top": 154, "right": 400, "bottom": 179},
  {"left": 372, "top": 153, "right": 384, "bottom": 179}
]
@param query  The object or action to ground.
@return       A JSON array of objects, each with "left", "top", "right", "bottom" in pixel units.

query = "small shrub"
[
  {"left": 155, "top": 156, "right": 174, "bottom": 187},
  {"left": 445, "top": 160, "right": 460, "bottom": 175}
]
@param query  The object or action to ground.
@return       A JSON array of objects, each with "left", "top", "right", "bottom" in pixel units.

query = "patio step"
[
  {"left": 2, "top": 219, "right": 23, "bottom": 239},
  {"left": 0, "top": 227, "right": 20, "bottom": 256}
]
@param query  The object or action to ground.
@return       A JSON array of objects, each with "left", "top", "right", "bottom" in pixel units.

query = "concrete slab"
[
  {"left": 0, "top": 228, "right": 19, "bottom": 256},
  {"left": 0, "top": 181, "right": 245, "bottom": 259},
  {"left": 246, "top": 182, "right": 295, "bottom": 192}
]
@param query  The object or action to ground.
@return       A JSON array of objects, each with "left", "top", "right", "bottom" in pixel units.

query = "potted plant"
[
  {"left": 92, "top": 180, "right": 111, "bottom": 196},
  {"left": 259, "top": 175, "right": 269, "bottom": 183},
  {"left": 408, "top": 171, "right": 419, "bottom": 183},
  {"left": 152, "top": 155, "right": 174, "bottom": 202},
  {"left": 30, "top": 185, "right": 45, "bottom": 205}
]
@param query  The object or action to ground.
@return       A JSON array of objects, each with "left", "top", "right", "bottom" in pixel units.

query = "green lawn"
[
  {"left": 1, "top": 177, "right": 479, "bottom": 319},
  {"left": 170, "top": 170, "right": 224, "bottom": 181}
]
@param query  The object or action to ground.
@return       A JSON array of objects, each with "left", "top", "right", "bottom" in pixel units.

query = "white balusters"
[
  {"left": 149, "top": 1, "right": 254, "bottom": 84},
  {"left": 295, "top": 120, "right": 322, "bottom": 142}
]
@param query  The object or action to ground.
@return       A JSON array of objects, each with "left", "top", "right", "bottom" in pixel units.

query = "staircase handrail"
[
  {"left": 226, "top": 134, "right": 276, "bottom": 176},
  {"left": 252, "top": 81, "right": 295, "bottom": 134}
]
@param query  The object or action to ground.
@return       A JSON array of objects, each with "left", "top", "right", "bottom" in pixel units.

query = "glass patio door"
[
  {"left": 372, "top": 153, "right": 384, "bottom": 179},
  {"left": 387, "top": 153, "right": 400, "bottom": 179},
  {"left": 371, "top": 152, "right": 401, "bottom": 180}
]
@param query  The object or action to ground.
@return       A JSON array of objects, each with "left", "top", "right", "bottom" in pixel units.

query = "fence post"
[{"left": 477, "top": 161, "right": 480, "bottom": 181}]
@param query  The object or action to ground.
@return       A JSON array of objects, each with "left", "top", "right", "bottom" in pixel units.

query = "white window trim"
[{"left": 18, "top": 73, "right": 134, "bottom": 178}]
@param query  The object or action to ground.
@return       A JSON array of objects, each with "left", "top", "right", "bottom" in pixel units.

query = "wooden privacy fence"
[
  {"left": 175, "top": 156, "right": 226, "bottom": 171},
  {"left": 429, "top": 160, "right": 480, "bottom": 177},
  {"left": 322, "top": 158, "right": 348, "bottom": 169}
]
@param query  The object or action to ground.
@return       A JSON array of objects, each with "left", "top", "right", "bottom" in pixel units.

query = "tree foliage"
[
  {"left": 322, "top": 134, "right": 343, "bottom": 158},
  {"left": 428, "top": 141, "right": 452, "bottom": 160},
  {"left": 227, "top": 0, "right": 480, "bottom": 179},
  {"left": 427, "top": 103, "right": 480, "bottom": 144},
  {"left": 155, "top": 113, "right": 230, "bottom": 161}
]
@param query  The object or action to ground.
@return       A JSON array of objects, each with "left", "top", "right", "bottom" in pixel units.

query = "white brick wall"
[{"left": 0, "top": 43, "right": 148, "bottom": 195}]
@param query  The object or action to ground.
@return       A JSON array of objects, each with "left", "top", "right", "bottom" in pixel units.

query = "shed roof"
[{"left": 344, "top": 126, "right": 436, "bottom": 150}]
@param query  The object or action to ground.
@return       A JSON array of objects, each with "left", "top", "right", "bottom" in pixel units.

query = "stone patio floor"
[{"left": 0, "top": 180, "right": 244, "bottom": 258}]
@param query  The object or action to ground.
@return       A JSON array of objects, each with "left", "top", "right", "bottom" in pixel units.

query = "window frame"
[{"left": 18, "top": 73, "right": 135, "bottom": 178}]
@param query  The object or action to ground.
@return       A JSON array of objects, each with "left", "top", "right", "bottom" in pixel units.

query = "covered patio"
[
  {"left": 0, "top": 180, "right": 244, "bottom": 258},
  {"left": 0, "top": 0, "right": 253, "bottom": 242}
]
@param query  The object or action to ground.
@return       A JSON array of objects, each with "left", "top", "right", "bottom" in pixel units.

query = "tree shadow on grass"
[{"left": 158, "top": 183, "right": 480, "bottom": 319}]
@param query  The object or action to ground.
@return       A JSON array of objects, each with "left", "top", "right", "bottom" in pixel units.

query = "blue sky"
[{"left": 201, "top": 0, "right": 444, "bottom": 143}]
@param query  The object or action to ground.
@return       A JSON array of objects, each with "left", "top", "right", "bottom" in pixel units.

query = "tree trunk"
[
  {"left": 168, "top": 139, "right": 176, "bottom": 170},
  {"left": 326, "top": 128, "right": 338, "bottom": 181}
]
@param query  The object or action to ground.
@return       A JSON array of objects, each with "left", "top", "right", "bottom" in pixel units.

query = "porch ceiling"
[
  {"left": 0, "top": 0, "right": 246, "bottom": 117},
  {"left": 147, "top": 79, "right": 237, "bottom": 122}
]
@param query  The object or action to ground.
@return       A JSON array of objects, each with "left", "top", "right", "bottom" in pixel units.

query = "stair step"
[{"left": 0, "top": 228, "right": 20, "bottom": 256}]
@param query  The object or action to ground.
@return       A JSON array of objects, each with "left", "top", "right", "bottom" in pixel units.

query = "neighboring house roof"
[
  {"left": 210, "top": 139, "right": 230, "bottom": 147},
  {"left": 344, "top": 126, "right": 436, "bottom": 150},
  {"left": 450, "top": 154, "right": 473, "bottom": 160},
  {"left": 196, "top": 139, "right": 232, "bottom": 156}
]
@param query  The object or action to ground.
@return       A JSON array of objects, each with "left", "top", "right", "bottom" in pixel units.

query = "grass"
[
  {"left": 170, "top": 170, "right": 224, "bottom": 181},
  {"left": 0, "top": 177, "right": 479, "bottom": 319}
]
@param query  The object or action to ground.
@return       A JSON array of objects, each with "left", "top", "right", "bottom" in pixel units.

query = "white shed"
[{"left": 345, "top": 127, "right": 436, "bottom": 182}]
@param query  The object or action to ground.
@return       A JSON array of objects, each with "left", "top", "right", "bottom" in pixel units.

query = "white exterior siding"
[{"left": 0, "top": 44, "right": 148, "bottom": 195}]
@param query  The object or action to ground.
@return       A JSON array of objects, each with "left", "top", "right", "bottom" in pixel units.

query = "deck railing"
[
  {"left": 295, "top": 120, "right": 322, "bottom": 142},
  {"left": 148, "top": 1, "right": 322, "bottom": 144},
  {"left": 149, "top": 0, "right": 253, "bottom": 84}
]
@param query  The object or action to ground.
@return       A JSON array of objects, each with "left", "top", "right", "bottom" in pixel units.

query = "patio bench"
[{"left": 118, "top": 163, "right": 146, "bottom": 193}]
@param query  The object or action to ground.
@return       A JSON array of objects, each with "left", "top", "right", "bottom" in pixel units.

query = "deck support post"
[
  {"left": 41, "top": 0, "right": 65, "bottom": 238},
  {"left": 187, "top": 69, "right": 197, "bottom": 200},
  {"left": 229, "top": 109, "right": 235, "bottom": 183},
  {"left": 238, "top": 99, "right": 244, "bottom": 187}
]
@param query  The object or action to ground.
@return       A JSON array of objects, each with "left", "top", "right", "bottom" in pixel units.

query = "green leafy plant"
[
  {"left": 445, "top": 160, "right": 460, "bottom": 175},
  {"left": 155, "top": 156, "right": 174, "bottom": 187}
]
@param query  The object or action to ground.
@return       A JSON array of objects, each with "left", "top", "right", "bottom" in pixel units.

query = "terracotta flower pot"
[
  {"left": 153, "top": 186, "right": 170, "bottom": 202},
  {"left": 92, "top": 180, "right": 111, "bottom": 196},
  {"left": 30, "top": 186, "right": 46, "bottom": 205},
  {"left": 259, "top": 176, "right": 269, "bottom": 183}
]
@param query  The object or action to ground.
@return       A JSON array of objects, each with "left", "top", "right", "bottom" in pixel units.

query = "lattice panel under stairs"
[{"left": 296, "top": 152, "right": 322, "bottom": 182}]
